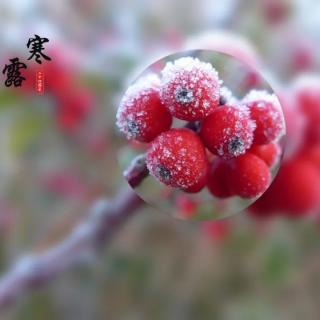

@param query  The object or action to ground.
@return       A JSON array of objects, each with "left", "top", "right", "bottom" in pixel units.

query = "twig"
[
  {"left": 0, "top": 155, "right": 148, "bottom": 312},
  {"left": 123, "top": 154, "right": 149, "bottom": 188}
]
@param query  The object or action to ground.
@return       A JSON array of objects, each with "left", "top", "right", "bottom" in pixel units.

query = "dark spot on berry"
[
  {"left": 127, "top": 119, "right": 140, "bottom": 137},
  {"left": 219, "top": 95, "right": 227, "bottom": 105},
  {"left": 156, "top": 164, "right": 172, "bottom": 181},
  {"left": 228, "top": 136, "right": 245, "bottom": 155},
  {"left": 175, "top": 87, "right": 194, "bottom": 104}
]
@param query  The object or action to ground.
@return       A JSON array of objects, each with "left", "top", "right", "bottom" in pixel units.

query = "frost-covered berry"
[
  {"left": 207, "top": 158, "right": 234, "bottom": 198},
  {"left": 160, "top": 57, "right": 220, "bottom": 121},
  {"left": 199, "top": 104, "right": 255, "bottom": 159},
  {"left": 183, "top": 165, "right": 208, "bottom": 193},
  {"left": 243, "top": 90, "right": 285, "bottom": 145},
  {"left": 116, "top": 74, "right": 172, "bottom": 142},
  {"left": 227, "top": 153, "right": 271, "bottom": 198},
  {"left": 146, "top": 128, "right": 207, "bottom": 189},
  {"left": 249, "top": 142, "right": 281, "bottom": 168}
]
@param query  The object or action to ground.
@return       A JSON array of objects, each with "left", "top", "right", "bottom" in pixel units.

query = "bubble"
[{"left": 116, "top": 50, "right": 286, "bottom": 221}]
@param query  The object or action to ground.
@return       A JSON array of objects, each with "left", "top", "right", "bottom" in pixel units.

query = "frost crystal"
[
  {"left": 219, "top": 86, "right": 237, "bottom": 105},
  {"left": 242, "top": 90, "right": 281, "bottom": 111}
]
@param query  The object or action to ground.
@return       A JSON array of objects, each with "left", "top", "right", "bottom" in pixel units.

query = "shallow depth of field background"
[{"left": 0, "top": 0, "right": 320, "bottom": 319}]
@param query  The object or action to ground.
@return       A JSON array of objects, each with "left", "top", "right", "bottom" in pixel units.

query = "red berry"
[
  {"left": 293, "top": 77, "right": 320, "bottom": 146},
  {"left": 248, "top": 196, "right": 279, "bottom": 218},
  {"left": 249, "top": 142, "right": 281, "bottom": 167},
  {"left": 202, "top": 220, "right": 230, "bottom": 242},
  {"left": 43, "top": 171, "right": 87, "bottom": 198},
  {"left": 301, "top": 145, "right": 320, "bottom": 171},
  {"left": 261, "top": 0, "right": 290, "bottom": 24},
  {"left": 22, "top": 58, "right": 74, "bottom": 95},
  {"left": 207, "top": 158, "right": 234, "bottom": 198},
  {"left": 116, "top": 74, "right": 172, "bottom": 143},
  {"left": 241, "top": 70, "right": 262, "bottom": 91},
  {"left": 146, "top": 128, "right": 207, "bottom": 189},
  {"left": 293, "top": 75, "right": 320, "bottom": 120},
  {"left": 304, "top": 119, "right": 320, "bottom": 146},
  {"left": 44, "top": 60, "right": 74, "bottom": 95},
  {"left": 160, "top": 57, "right": 220, "bottom": 121},
  {"left": 228, "top": 153, "right": 271, "bottom": 198},
  {"left": 200, "top": 104, "right": 255, "bottom": 159},
  {"left": 57, "top": 88, "right": 94, "bottom": 132},
  {"left": 290, "top": 40, "right": 314, "bottom": 72},
  {"left": 278, "top": 160, "right": 320, "bottom": 216},
  {"left": 183, "top": 166, "right": 208, "bottom": 193},
  {"left": 243, "top": 90, "right": 285, "bottom": 145},
  {"left": 175, "top": 194, "right": 198, "bottom": 219},
  {"left": 251, "top": 159, "right": 320, "bottom": 217},
  {"left": 278, "top": 91, "right": 306, "bottom": 159}
]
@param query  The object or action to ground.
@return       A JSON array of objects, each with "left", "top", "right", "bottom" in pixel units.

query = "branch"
[
  {"left": 123, "top": 154, "right": 149, "bottom": 188},
  {"left": 0, "top": 154, "right": 148, "bottom": 312}
]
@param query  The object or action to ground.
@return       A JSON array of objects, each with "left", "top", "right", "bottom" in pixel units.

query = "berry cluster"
[
  {"left": 250, "top": 75, "right": 320, "bottom": 218},
  {"left": 117, "top": 57, "right": 285, "bottom": 199}
]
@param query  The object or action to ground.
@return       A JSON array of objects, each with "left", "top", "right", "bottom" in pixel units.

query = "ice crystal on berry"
[{"left": 219, "top": 86, "right": 237, "bottom": 105}]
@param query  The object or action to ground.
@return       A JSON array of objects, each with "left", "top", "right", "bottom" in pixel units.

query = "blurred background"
[{"left": 1, "top": 0, "right": 320, "bottom": 319}]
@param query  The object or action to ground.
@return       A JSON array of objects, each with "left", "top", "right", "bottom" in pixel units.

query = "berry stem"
[
  {"left": 184, "top": 121, "right": 200, "bottom": 132},
  {"left": 124, "top": 154, "right": 149, "bottom": 188}
]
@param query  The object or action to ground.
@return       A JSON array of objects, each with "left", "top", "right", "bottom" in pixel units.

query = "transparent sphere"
[{"left": 117, "top": 50, "right": 286, "bottom": 221}]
